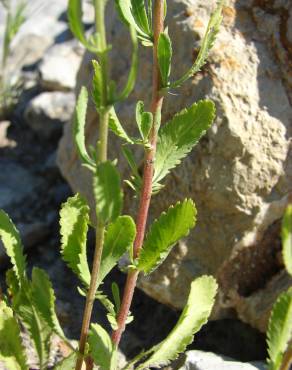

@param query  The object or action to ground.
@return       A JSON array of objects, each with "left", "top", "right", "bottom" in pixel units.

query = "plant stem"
[
  {"left": 111, "top": 0, "right": 165, "bottom": 347},
  {"left": 75, "top": 1, "right": 109, "bottom": 369}
]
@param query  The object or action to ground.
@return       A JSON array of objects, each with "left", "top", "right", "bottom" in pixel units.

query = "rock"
[
  {"left": 39, "top": 41, "right": 84, "bottom": 91},
  {"left": 0, "top": 121, "right": 16, "bottom": 148},
  {"left": 24, "top": 91, "right": 75, "bottom": 138},
  {"left": 0, "top": 162, "right": 39, "bottom": 210},
  {"left": 173, "top": 351, "right": 266, "bottom": 370},
  {"left": 57, "top": 0, "right": 292, "bottom": 331}
]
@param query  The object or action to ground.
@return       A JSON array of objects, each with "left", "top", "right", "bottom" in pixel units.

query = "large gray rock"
[
  {"left": 0, "top": 162, "right": 39, "bottom": 209},
  {"left": 25, "top": 91, "right": 75, "bottom": 138},
  {"left": 174, "top": 351, "right": 266, "bottom": 370},
  {"left": 39, "top": 41, "right": 84, "bottom": 91},
  {"left": 57, "top": 0, "right": 292, "bottom": 330}
]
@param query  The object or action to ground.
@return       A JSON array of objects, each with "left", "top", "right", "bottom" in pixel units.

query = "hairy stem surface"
[
  {"left": 112, "top": 0, "right": 165, "bottom": 347},
  {"left": 75, "top": 1, "right": 109, "bottom": 369}
]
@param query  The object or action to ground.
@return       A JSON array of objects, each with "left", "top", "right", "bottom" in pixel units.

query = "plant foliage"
[
  {"left": 137, "top": 199, "right": 196, "bottom": 274},
  {"left": 137, "top": 276, "right": 218, "bottom": 368}
]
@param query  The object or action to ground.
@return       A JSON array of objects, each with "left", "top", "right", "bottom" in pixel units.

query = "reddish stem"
[{"left": 112, "top": 0, "right": 165, "bottom": 346}]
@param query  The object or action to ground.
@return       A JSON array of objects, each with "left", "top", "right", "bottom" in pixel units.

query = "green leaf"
[
  {"left": 6, "top": 268, "right": 19, "bottom": 298},
  {"left": 16, "top": 295, "right": 51, "bottom": 369},
  {"left": 137, "top": 199, "right": 196, "bottom": 274},
  {"left": 282, "top": 204, "right": 292, "bottom": 276},
  {"left": 0, "top": 210, "right": 26, "bottom": 285},
  {"left": 131, "top": 0, "right": 151, "bottom": 35},
  {"left": 170, "top": 0, "right": 224, "bottom": 88},
  {"left": 92, "top": 60, "right": 103, "bottom": 110},
  {"left": 114, "top": 0, "right": 152, "bottom": 42},
  {"left": 88, "top": 324, "right": 113, "bottom": 370},
  {"left": 67, "top": 0, "right": 97, "bottom": 52},
  {"left": 54, "top": 352, "right": 76, "bottom": 370},
  {"left": 0, "top": 301, "right": 28, "bottom": 370},
  {"left": 93, "top": 161, "right": 123, "bottom": 223},
  {"left": 97, "top": 216, "right": 136, "bottom": 284},
  {"left": 136, "top": 101, "right": 153, "bottom": 141},
  {"left": 74, "top": 87, "right": 95, "bottom": 169},
  {"left": 158, "top": 32, "right": 172, "bottom": 87},
  {"left": 267, "top": 288, "right": 292, "bottom": 370},
  {"left": 60, "top": 194, "right": 91, "bottom": 286},
  {"left": 109, "top": 108, "right": 134, "bottom": 144},
  {"left": 154, "top": 100, "right": 215, "bottom": 186},
  {"left": 115, "top": 27, "right": 138, "bottom": 101},
  {"left": 138, "top": 276, "right": 218, "bottom": 368},
  {"left": 31, "top": 267, "right": 65, "bottom": 339},
  {"left": 68, "top": 0, "right": 86, "bottom": 44},
  {"left": 111, "top": 282, "right": 121, "bottom": 313}
]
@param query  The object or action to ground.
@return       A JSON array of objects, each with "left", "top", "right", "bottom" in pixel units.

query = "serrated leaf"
[
  {"left": 16, "top": 294, "right": 51, "bottom": 369},
  {"left": 114, "top": 0, "right": 152, "bottom": 42},
  {"left": 88, "top": 324, "right": 113, "bottom": 370},
  {"left": 154, "top": 100, "right": 215, "bottom": 186},
  {"left": 60, "top": 194, "right": 91, "bottom": 286},
  {"left": 136, "top": 101, "right": 153, "bottom": 140},
  {"left": 74, "top": 87, "right": 95, "bottom": 168},
  {"left": 93, "top": 161, "right": 123, "bottom": 223},
  {"left": 137, "top": 199, "right": 196, "bottom": 274},
  {"left": 54, "top": 351, "right": 76, "bottom": 370},
  {"left": 109, "top": 108, "right": 134, "bottom": 144},
  {"left": 92, "top": 60, "right": 103, "bottom": 110},
  {"left": 282, "top": 204, "right": 292, "bottom": 276},
  {"left": 267, "top": 288, "right": 292, "bottom": 370},
  {"left": 0, "top": 210, "right": 26, "bottom": 285},
  {"left": 97, "top": 216, "right": 136, "bottom": 284},
  {"left": 170, "top": 0, "right": 224, "bottom": 88},
  {"left": 115, "top": 26, "right": 138, "bottom": 101},
  {"left": 138, "top": 276, "right": 218, "bottom": 369},
  {"left": 158, "top": 32, "right": 172, "bottom": 87},
  {"left": 0, "top": 301, "right": 28, "bottom": 370},
  {"left": 6, "top": 268, "right": 19, "bottom": 298},
  {"left": 31, "top": 267, "right": 65, "bottom": 339}
]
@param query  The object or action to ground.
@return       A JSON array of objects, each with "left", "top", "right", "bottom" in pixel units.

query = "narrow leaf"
[
  {"left": 60, "top": 194, "right": 91, "bottom": 286},
  {"left": 114, "top": 0, "right": 151, "bottom": 41},
  {"left": 282, "top": 204, "right": 292, "bottom": 276},
  {"left": 67, "top": 0, "right": 97, "bottom": 52},
  {"left": 92, "top": 60, "right": 103, "bottom": 110},
  {"left": 109, "top": 108, "right": 134, "bottom": 144},
  {"left": 16, "top": 295, "right": 51, "bottom": 369},
  {"left": 170, "top": 0, "right": 224, "bottom": 88},
  {"left": 158, "top": 32, "right": 172, "bottom": 87},
  {"left": 154, "top": 100, "right": 215, "bottom": 186},
  {"left": 74, "top": 87, "right": 95, "bottom": 168},
  {"left": 111, "top": 282, "right": 121, "bottom": 313},
  {"left": 137, "top": 199, "right": 196, "bottom": 274},
  {"left": 93, "top": 161, "right": 123, "bottom": 223},
  {"left": 88, "top": 324, "right": 113, "bottom": 370},
  {"left": 0, "top": 210, "right": 26, "bottom": 285},
  {"left": 138, "top": 276, "right": 218, "bottom": 368},
  {"left": 267, "top": 288, "right": 292, "bottom": 370},
  {"left": 115, "top": 27, "right": 138, "bottom": 101},
  {"left": 0, "top": 301, "right": 28, "bottom": 370},
  {"left": 136, "top": 101, "right": 153, "bottom": 140},
  {"left": 97, "top": 216, "right": 136, "bottom": 284},
  {"left": 31, "top": 267, "right": 65, "bottom": 339},
  {"left": 131, "top": 0, "right": 151, "bottom": 35}
]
